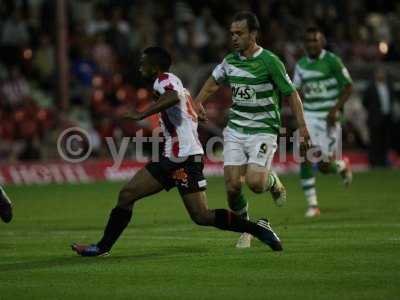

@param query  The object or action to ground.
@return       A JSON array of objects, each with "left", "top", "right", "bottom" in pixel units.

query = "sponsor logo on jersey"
[{"left": 231, "top": 84, "right": 256, "bottom": 101}]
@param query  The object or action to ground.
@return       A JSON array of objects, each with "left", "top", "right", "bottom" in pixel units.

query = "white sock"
[
  {"left": 301, "top": 178, "right": 318, "bottom": 207},
  {"left": 335, "top": 160, "right": 346, "bottom": 173}
]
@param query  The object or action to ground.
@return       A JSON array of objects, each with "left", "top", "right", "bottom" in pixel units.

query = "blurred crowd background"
[{"left": 1, "top": 0, "right": 400, "bottom": 167}]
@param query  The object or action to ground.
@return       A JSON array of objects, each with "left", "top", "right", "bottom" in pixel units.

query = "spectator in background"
[
  {"left": 86, "top": 4, "right": 110, "bottom": 36},
  {"left": 0, "top": 8, "right": 30, "bottom": 66},
  {"left": 385, "top": 30, "right": 400, "bottom": 61},
  {"left": 1, "top": 9, "right": 30, "bottom": 48},
  {"left": 32, "top": 34, "right": 55, "bottom": 85},
  {"left": 0, "top": 0, "right": 399, "bottom": 164},
  {"left": 70, "top": 47, "right": 98, "bottom": 88},
  {"left": 92, "top": 33, "right": 115, "bottom": 74},
  {"left": 105, "top": 7, "right": 130, "bottom": 60},
  {"left": 0, "top": 66, "right": 31, "bottom": 109},
  {"left": 362, "top": 67, "right": 397, "bottom": 167}
]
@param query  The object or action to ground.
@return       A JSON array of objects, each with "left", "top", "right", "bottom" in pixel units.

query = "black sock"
[
  {"left": 213, "top": 209, "right": 260, "bottom": 236},
  {"left": 97, "top": 207, "right": 132, "bottom": 252}
]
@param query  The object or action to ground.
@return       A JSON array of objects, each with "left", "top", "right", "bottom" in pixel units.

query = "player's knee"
[
  {"left": 246, "top": 177, "right": 266, "bottom": 193},
  {"left": 248, "top": 181, "right": 265, "bottom": 193},
  {"left": 118, "top": 188, "right": 136, "bottom": 207},
  {"left": 190, "top": 211, "right": 211, "bottom": 226},
  {"left": 226, "top": 181, "right": 241, "bottom": 198},
  {"left": 190, "top": 214, "right": 208, "bottom": 226}
]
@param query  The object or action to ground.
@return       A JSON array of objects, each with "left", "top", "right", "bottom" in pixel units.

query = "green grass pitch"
[{"left": 0, "top": 169, "right": 399, "bottom": 299}]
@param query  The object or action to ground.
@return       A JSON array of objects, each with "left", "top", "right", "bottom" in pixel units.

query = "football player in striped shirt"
[
  {"left": 195, "top": 12, "right": 310, "bottom": 248},
  {"left": 72, "top": 47, "right": 283, "bottom": 257},
  {"left": 293, "top": 27, "right": 353, "bottom": 217}
]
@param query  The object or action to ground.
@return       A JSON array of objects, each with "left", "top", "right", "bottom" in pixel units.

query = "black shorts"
[{"left": 146, "top": 155, "right": 207, "bottom": 196}]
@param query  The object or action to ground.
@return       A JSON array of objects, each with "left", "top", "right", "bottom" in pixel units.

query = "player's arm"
[
  {"left": 124, "top": 90, "right": 179, "bottom": 121},
  {"left": 193, "top": 76, "right": 220, "bottom": 121},
  {"left": 286, "top": 90, "right": 311, "bottom": 154},
  {"left": 194, "top": 60, "right": 226, "bottom": 120},
  {"left": 327, "top": 83, "right": 352, "bottom": 127},
  {"left": 195, "top": 76, "right": 220, "bottom": 104},
  {"left": 291, "top": 65, "right": 308, "bottom": 130},
  {"left": 292, "top": 64, "right": 304, "bottom": 98},
  {"left": 327, "top": 56, "right": 353, "bottom": 127},
  {"left": 269, "top": 55, "right": 311, "bottom": 152},
  {"left": 286, "top": 90, "right": 307, "bottom": 130}
]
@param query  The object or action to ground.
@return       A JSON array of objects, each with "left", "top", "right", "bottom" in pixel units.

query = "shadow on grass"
[{"left": 0, "top": 246, "right": 208, "bottom": 273}]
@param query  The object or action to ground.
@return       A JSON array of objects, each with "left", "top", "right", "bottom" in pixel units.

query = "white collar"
[
  {"left": 239, "top": 46, "right": 263, "bottom": 60},
  {"left": 307, "top": 49, "right": 326, "bottom": 62}
]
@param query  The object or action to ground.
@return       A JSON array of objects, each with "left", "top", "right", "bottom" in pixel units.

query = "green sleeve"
[
  {"left": 330, "top": 55, "right": 352, "bottom": 88},
  {"left": 267, "top": 55, "right": 296, "bottom": 96}
]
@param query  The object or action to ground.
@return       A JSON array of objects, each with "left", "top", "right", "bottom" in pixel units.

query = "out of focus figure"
[{"left": 362, "top": 67, "right": 397, "bottom": 167}]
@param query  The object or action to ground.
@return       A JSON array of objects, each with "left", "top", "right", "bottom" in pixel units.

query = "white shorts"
[
  {"left": 223, "top": 126, "right": 277, "bottom": 168},
  {"left": 305, "top": 116, "right": 341, "bottom": 157}
]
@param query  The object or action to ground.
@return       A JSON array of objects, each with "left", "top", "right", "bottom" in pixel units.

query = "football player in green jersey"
[
  {"left": 194, "top": 11, "right": 310, "bottom": 248},
  {"left": 293, "top": 27, "right": 353, "bottom": 218}
]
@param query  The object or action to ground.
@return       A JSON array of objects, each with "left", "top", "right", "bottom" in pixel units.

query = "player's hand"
[
  {"left": 193, "top": 101, "right": 207, "bottom": 122},
  {"left": 122, "top": 111, "right": 143, "bottom": 121},
  {"left": 326, "top": 108, "right": 338, "bottom": 129},
  {"left": 298, "top": 126, "right": 311, "bottom": 157}
]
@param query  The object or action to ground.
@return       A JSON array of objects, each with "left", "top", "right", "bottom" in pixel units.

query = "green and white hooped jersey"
[
  {"left": 293, "top": 50, "right": 352, "bottom": 119},
  {"left": 212, "top": 47, "right": 295, "bottom": 135}
]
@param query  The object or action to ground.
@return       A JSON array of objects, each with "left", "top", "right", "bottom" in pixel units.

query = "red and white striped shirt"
[{"left": 153, "top": 72, "right": 204, "bottom": 158}]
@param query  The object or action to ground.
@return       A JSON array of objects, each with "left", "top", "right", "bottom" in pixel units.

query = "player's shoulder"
[
  {"left": 153, "top": 72, "right": 183, "bottom": 92},
  {"left": 154, "top": 72, "right": 168, "bottom": 85},
  {"left": 259, "top": 48, "right": 277, "bottom": 59},
  {"left": 155, "top": 72, "right": 173, "bottom": 82},
  {"left": 296, "top": 56, "right": 308, "bottom": 67},
  {"left": 153, "top": 73, "right": 168, "bottom": 90},
  {"left": 260, "top": 48, "right": 277, "bottom": 58},
  {"left": 223, "top": 52, "right": 238, "bottom": 63},
  {"left": 324, "top": 50, "right": 343, "bottom": 64},
  {"left": 325, "top": 50, "right": 339, "bottom": 58},
  {"left": 154, "top": 72, "right": 181, "bottom": 85},
  {"left": 259, "top": 49, "right": 284, "bottom": 65}
]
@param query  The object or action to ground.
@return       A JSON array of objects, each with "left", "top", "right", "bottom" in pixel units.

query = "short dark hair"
[
  {"left": 233, "top": 11, "right": 260, "bottom": 32},
  {"left": 143, "top": 47, "right": 172, "bottom": 71}
]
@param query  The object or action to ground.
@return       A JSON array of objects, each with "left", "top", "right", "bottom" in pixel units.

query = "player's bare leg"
[
  {"left": 117, "top": 168, "right": 164, "bottom": 210},
  {"left": 246, "top": 164, "right": 286, "bottom": 207},
  {"left": 181, "top": 191, "right": 214, "bottom": 225},
  {"left": 181, "top": 191, "right": 282, "bottom": 251},
  {"left": 72, "top": 168, "right": 163, "bottom": 256},
  {"left": 224, "top": 165, "right": 252, "bottom": 248},
  {"left": 224, "top": 165, "right": 247, "bottom": 216}
]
